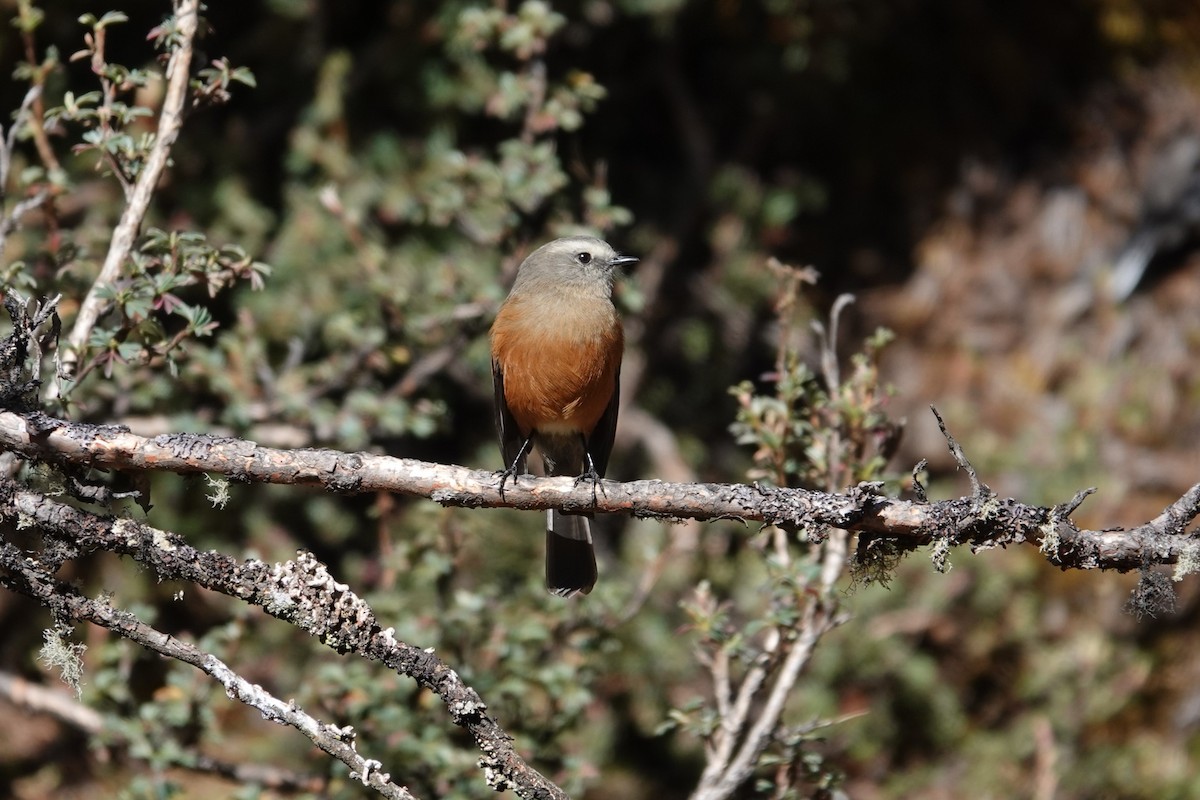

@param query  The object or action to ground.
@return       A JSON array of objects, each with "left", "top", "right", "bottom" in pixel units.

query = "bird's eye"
[{"left": 577, "top": 252, "right": 592, "bottom": 264}]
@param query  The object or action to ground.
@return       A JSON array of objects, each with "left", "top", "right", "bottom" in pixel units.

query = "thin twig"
[
  {"left": 699, "top": 649, "right": 769, "bottom": 784},
  {"left": 816, "top": 293, "right": 855, "bottom": 391},
  {"left": 59, "top": 0, "right": 200, "bottom": 384},
  {"left": 0, "top": 187, "right": 50, "bottom": 260},
  {"left": 86, "top": 21, "right": 132, "bottom": 198},
  {"left": 0, "top": 87, "right": 50, "bottom": 263},
  {"left": 1052, "top": 487, "right": 1096, "bottom": 522},
  {"left": 18, "top": 16, "right": 64, "bottom": 176},
  {"left": 0, "top": 87, "right": 42, "bottom": 189},
  {"left": 690, "top": 602, "right": 835, "bottom": 800},
  {"left": 931, "top": 405, "right": 988, "bottom": 498},
  {"left": 911, "top": 458, "right": 929, "bottom": 503}
]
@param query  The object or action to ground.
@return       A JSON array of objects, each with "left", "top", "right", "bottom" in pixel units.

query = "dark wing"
[
  {"left": 492, "top": 358, "right": 527, "bottom": 471},
  {"left": 585, "top": 373, "right": 619, "bottom": 478}
]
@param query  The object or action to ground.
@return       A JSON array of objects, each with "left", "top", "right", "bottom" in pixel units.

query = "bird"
[{"left": 490, "top": 236, "right": 636, "bottom": 596}]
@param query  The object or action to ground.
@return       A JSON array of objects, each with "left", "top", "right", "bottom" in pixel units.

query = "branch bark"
[
  {"left": 0, "top": 540, "right": 417, "bottom": 799},
  {"left": 0, "top": 480, "right": 567, "bottom": 800},
  {"left": 1, "top": 408, "right": 1197, "bottom": 572},
  {"left": 1, "top": 405, "right": 1197, "bottom": 798}
]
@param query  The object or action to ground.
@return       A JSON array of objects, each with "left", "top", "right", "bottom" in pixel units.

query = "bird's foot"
[
  {"left": 574, "top": 451, "right": 606, "bottom": 508},
  {"left": 497, "top": 435, "right": 534, "bottom": 500},
  {"left": 497, "top": 465, "right": 521, "bottom": 500}
]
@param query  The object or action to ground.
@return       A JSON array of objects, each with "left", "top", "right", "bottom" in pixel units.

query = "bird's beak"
[{"left": 610, "top": 255, "right": 639, "bottom": 268}]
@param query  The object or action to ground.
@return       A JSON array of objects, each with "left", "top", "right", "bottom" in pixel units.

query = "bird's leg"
[
  {"left": 573, "top": 435, "right": 605, "bottom": 508},
  {"left": 498, "top": 434, "right": 534, "bottom": 499}
]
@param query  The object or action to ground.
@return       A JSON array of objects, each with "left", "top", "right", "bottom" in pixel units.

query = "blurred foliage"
[{"left": 1, "top": 1, "right": 1199, "bottom": 799}]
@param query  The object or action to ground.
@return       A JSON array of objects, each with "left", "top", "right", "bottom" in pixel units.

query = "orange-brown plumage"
[
  {"left": 490, "top": 294, "right": 623, "bottom": 437},
  {"left": 489, "top": 235, "right": 636, "bottom": 597}
]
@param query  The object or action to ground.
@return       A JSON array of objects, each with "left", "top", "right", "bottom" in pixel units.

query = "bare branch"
[
  {"left": 0, "top": 409, "right": 1196, "bottom": 572},
  {"left": 59, "top": 0, "right": 201, "bottom": 382},
  {"left": 690, "top": 602, "right": 837, "bottom": 800},
  {"left": 0, "top": 541, "right": 417, "bottom": 799},
  {"left": 931, "top": 405, "right": 987, "bottom": 498},
  {"left": 1, "top": 482, "right": 568, "bottom": 800},
  {"left": 0, "top": 670, "right": 325, "bottom": 793}
]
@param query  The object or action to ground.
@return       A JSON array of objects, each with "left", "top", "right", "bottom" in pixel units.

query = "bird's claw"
[
  {"left": 574, "top": 468, "right": 604, "bottom": 508},
  {"left": 497, "top": 467, "right": 520, "bottom": 500}
]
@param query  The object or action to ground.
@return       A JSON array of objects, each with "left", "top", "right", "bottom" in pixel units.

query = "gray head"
[{"left": 511, "top": 236, "right": 637, "bottom": 297}]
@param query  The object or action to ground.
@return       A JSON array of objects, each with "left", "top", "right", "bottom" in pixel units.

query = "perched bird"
[
  {"left": 490, "top": 236, "right": 636, "bottom": 596},
  {"left": 1109, "top": 132, "right": 1200, "bottom": 301}
]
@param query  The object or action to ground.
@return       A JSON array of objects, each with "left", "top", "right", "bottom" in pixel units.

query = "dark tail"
[{"left": 545, "top": 509, "right": 597, "bottom": 597}]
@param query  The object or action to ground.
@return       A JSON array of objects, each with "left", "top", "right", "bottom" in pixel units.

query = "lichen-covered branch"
[
  {"left": 0, "top": 480, "right": 568, "bottom": 800},
  {"left": 0, "top": 538, "right": 417, "bottom": 799},
  {"left": 0, "top": 408, "right": 1196, "bottom": 573}
]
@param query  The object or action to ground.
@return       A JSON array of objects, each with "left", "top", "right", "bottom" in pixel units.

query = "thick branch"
[
  {"left": 60, "top": 0, "right": 200, "bottom": 378},
  {"left": 1, "top": 409, "right": 1197, "bottom": 572},
  {"left": 0, "top": 542, "right": 416, "bottom": 799},
  {"left": 1, "top": 481, "right": 567, "bottom": 800}
]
